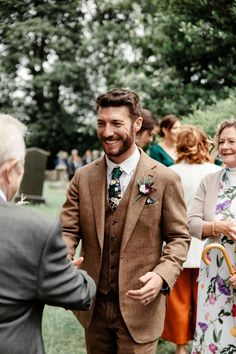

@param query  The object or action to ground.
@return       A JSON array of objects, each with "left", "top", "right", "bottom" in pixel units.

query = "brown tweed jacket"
[{"left": 61, "top": 149, "right": 190, "bottom": 343}]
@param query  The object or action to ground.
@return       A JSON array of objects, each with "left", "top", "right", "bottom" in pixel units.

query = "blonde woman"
[
  {"left": 189, "top": 120, "right": 236, "bottom": 354},
  {"left": 162, "top": 125, "right": 221, "bottom": 354}
]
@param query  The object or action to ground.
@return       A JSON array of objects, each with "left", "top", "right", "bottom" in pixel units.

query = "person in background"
[
  {"left": 92, "top": 149, "right": 101, "bottom": 160},
  {"left": 0, "top": 114, "right": 96, "bottom": 354},
  {"left": 61, "top": 88, "right": 190, "bottom": 354},
  {"left": 188, "top": 120, "right": 236, "bottom": 354},
  {"left": 54, "top": 150, "right": 69, "bottom": 181},
  {"left": 54, "top": 150, "right": 69, "bottom": 169},
  {"left": 82, "top": 149, "right": 93, "bottom": 165},
  {"left": 150, "top": 114, "right": 181, "bottom": 166},
  {"left": 135, "top": 108, "right": 158, "bottom": 149},
  {"left": 68, "top": 148, "right": 83, "bottom": 180},
  {"left": 161, "top": 125, "right": 221, "bottom": 354}
]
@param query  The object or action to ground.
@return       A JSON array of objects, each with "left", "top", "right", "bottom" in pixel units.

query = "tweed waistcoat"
[{"left": 98, "top": 179, "right": 134, "bottom": 295}]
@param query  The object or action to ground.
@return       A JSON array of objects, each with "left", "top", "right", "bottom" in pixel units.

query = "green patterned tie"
[{"left": 108, "top": 167, "right": 123, "bottom": 210}]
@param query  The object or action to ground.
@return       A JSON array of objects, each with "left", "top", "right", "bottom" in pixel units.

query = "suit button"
[
  {"left": 112, "top": 220, "right": 118, "bottom": 225},
  {"left": 111, "top": 235, "right": 117, "bottom": 240}
]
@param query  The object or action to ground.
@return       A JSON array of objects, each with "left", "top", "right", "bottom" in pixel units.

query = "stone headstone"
[{"left": 17, "top": 147, "right": 50, "bottom": 204}]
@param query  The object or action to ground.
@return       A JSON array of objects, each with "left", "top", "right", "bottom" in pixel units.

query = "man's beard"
[{"left": 102, "top": 129, "right": 135, "bottom": 158}]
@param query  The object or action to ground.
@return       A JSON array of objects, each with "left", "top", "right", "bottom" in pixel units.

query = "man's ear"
[
  {"left": 1, "top": 159, "right": 18, "bottom": 184},
  {"left": 134, "top": 116, "right": 143, "bottom": 133}
]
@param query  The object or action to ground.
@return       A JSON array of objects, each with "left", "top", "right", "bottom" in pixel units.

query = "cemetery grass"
[{"left": 27, "top": 180, "right": 190, "bottom": 354}]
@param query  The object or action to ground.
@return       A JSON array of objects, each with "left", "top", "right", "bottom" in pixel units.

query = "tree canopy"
[{"left": 0, "top": 0, "right": 235, "bottom": 159}]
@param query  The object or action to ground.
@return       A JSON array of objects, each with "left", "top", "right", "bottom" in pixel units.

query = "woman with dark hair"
[
  {"left": 162, "top": 125, "right": 221, "bottom": 354},
  {"left": 188, "top": 120, "right": 236, "bottom": 354},
  {"left": 135, "top": 108, "right": 158, "bottom": 149},
  {"left": 150, "top": 114, "right": 181, "bottom": 166}
]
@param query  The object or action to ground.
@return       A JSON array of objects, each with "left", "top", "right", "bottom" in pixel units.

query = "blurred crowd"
[{"left": 54, "top": 148, "right": 103, "bottom": 180}]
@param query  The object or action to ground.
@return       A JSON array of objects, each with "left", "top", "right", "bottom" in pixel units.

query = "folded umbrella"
[{"left": 202, "top": 243, "right": 236, "bottom": 275}]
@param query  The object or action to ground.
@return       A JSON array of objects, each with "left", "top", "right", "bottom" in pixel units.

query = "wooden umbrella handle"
[{"left": 202, "top": 243, "right": 236, "bottom": 275}]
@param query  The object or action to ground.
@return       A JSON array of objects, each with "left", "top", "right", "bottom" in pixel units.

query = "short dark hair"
[
  {"left": 138, "top": 108, "right": 157, "bottom": 134},
  {"left": 96, "top": 88, "right": 142, "bottom": 121},
  {"left": 216, "top": 119, "right": 236, "bottom": 148},
  {"left": 159, "top": 114, "right": 179, "bottom": 137}
]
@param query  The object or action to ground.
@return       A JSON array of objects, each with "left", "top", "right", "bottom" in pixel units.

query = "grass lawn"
[{"left": 26, "top": 180, "right": 190, "bottom": 354}]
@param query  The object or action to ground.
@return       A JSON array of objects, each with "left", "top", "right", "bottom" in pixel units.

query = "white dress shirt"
[
  {"left": 106, "top": 146, "right": 140, "bottom": 197},
  {"left": 170, "top": 162, "right": 222, "bottom": 268}
]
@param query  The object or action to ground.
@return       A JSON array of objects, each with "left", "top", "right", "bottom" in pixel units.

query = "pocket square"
[{"left": 145, "top": 196, "right": 156, "bottom": 205}]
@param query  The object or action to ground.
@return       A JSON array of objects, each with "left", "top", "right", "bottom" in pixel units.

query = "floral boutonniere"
[{"left": 136, "top": 177, "right": 156, "bottom": 204}]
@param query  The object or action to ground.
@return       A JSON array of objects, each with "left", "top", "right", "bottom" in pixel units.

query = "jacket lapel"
[
  {"left": 89, "top": 156, "right": 106, "bottom": 250},
  {"left": 121, "top": 151, "right": 157, "bottom": 252}
]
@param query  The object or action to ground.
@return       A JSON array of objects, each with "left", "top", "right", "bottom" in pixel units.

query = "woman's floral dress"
[{"left": 192, "top": 168, "right": 236, "bottom": 354}]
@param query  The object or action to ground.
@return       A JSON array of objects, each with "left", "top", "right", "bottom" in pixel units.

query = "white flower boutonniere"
[{"left": 136, "top": 177, "right": 156, "bottom": 204}]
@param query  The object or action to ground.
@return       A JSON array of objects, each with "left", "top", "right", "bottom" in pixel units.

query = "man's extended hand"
[
  {"left": 126, "top": 271, "right": 164, "bottom": 306},
  {"left": 65, "top": 257, "right": 85, "bottom": 311},
  {"left": 71, "top": 256, "right": 84, "bottom": 268}
]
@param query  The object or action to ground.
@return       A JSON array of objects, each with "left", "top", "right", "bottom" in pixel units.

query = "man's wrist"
[
  {"left": 160, "top": 280, "right": 170, "bottom": 296},
  {"left": 152, "top": 270, "right": 170, "bottom": 295}
]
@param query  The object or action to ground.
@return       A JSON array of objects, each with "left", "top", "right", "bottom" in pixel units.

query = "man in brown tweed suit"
[{"left": 61, "top": 88, "right": 190, "bottom": 354}]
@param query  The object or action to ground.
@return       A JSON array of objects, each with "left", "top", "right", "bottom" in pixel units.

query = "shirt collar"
[
  {"left": 106, "top": 146, "right": 140, "bottom": 176},
  {"left": 0, "top": 189, "right": 7, "bottom": 202}
]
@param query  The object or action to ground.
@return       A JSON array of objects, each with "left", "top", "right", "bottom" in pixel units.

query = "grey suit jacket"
[{"left": 0, "top": 199, "right": 96, "bottom": 354}]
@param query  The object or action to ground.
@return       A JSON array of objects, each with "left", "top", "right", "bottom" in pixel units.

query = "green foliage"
[
  {"left": 0, "top": 0, "right": 235, "bottom": 157},
  {"left": 115, "top": 0, "right": 236, "bottom": 116},
  {"left": 182, "top": 91, "right": 236, "bottom": 137},
  {"left": 43, "top": 306, "right": 86, "bottom": 354},
  {"left": 0, "top": 0, "right": 91, "bottom": 158},
  {"left": 75, "top": 0, "right": 236, "bottom": 118}
]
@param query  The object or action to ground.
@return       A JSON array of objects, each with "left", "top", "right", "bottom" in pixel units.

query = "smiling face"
[
  {"left": 218, "top": 126, "right": 236, "bottom": 168},
  {"left": 97, "top": 106, "right": 142, "bottom": 164}
]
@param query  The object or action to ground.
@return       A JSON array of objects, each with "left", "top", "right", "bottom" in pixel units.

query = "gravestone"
[{"left": 17, "top": 147, "right": 50, "bottom": 204}]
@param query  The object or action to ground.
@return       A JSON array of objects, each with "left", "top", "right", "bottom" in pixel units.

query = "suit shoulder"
[
  {"left": 1, "top": 202, "right": 58, "bottom": 234},
  {"left": 141, "top": 151, "right": 180, "bottom": 181},
  {"left": 74, "top": 157, "right": 103, "bottom": 176}
]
